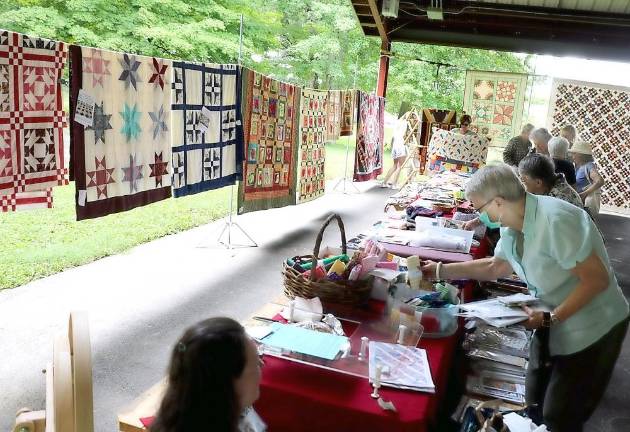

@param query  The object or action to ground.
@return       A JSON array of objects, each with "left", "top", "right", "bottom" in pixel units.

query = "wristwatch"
[{"left": 542, "top": 312, "right": 559, "bottom": 328}]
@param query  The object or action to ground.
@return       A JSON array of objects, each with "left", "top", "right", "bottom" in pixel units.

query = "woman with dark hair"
[
  {"left": 451, "top": 114, "right": 475, "bottom": 136},
  {"left": 518, "top": 153, "right": 583, "bottom": 208},
  {"left": 151, "top": 317, "right": 266, "bottom": 432}
]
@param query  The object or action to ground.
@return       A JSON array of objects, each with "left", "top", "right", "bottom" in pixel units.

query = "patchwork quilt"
[
  {"left": 463, "top": 71, "right": 528, "bottom": 146},
  {"left": 353, "top": 91, "right": 384, "bottom": 182},
  {"left": 0, "top": 29, "right": 68, "bottom": 197},
  {"left": 426, "top": 128, "right": 489, "bottom": 171},
  {"left": 547, "top": 78, "right": 630, "bottom": 214},
  {"left": 326, "top": 90, "right": 342, "bottom": 142},
  {"left": 1, "top": 187, "right": 52, "bottom": 212},
  {"left": 238, "top": 70, "right": 299, "bottom": 214},
  {"left": 339, "top": 89, "right": 356, "bottom": 136},
  {"left": 297, "top": 88, "right": 327, "bottom": 203},
  {"left": 170, "top": 62, "right": 243, "bottom": 197},
  {"left": 70, "top": 46, "right": 172, "bottom": 220}
]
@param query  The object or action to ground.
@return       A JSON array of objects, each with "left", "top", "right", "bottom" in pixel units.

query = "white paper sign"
[
  {"left": 75, "top": 89, "right": 95, "bottom": 127},
  {"left": 198, "top": 106, "right": 212, "bottom": 132},
  {"left": 78, "top": 190, "right": 87, "bottom": 207}
]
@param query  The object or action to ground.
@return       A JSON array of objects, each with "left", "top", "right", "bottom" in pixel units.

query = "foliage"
[{"left": 0, "top": 0, "right": 529, "bottom": 113}]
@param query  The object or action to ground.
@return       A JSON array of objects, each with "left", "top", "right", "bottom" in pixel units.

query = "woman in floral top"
[{"left": 518, "top": 153, "right": 583, "bottom": 208}]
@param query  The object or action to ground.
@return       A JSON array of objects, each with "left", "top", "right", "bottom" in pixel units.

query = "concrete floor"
[{"left": 1, "top": 188, "right": 628, "bottom": 432}]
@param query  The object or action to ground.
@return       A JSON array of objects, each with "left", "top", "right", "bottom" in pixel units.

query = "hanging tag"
[
  {"left": 74, "top": 89, "right": 95, "bottom": 127},
  {"left": 198, "top": 106, "right": 212, "bottom": 133},
  {"left": 78, "top": 190, "right": 87, "bottom": 206}
]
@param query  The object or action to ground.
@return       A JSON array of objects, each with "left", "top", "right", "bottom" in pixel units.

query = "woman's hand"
[
  {"left": 463, "top": 217, "right": 481, "bottom": 231},
  {"left": 420, "top": 260, "right": 438, "bottom": 280},
  {"left": 522, "top": 306, "right": 545, "bottom": 330},
  {"left": 579, "top": 191, "right": 588, "bottom": 202}
]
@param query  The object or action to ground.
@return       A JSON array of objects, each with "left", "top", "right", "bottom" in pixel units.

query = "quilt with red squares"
[
  {"left": 70, "top": 46, "right": 172, "bottom": 220},
  {"left": 326, "top": 90, "right": 341, "bottom": 142},
  {"left": 297, "top": 88, "right": 327, "bottom": 203},
  {"left": 353, "top": 91, "right": 384, "bottom": 182},
  {"left": 0, "top": 29, "right": 68, "bottom": 198},
  {"left": 0, "top": 188, "right": 53, "bottom": 212},
  {"left": 547, "top": 78, "right": 630, "bottom": 214},
  {"left": 463, "top": 70, "right": 528, "bottom": 147}
]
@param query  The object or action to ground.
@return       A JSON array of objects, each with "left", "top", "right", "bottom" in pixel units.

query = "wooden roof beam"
[{"left": 366, "top": 0, "right": 389, "bottom": 43}]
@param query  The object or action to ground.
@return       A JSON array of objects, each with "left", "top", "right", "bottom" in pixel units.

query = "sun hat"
[{"left": 568, "top": 140, "right": 592, "bottom": 155}]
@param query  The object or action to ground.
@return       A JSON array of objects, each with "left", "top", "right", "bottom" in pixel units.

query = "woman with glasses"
[
  {"left": 151, "top": 317, "right": 266, "bottom": 432},
  {"left": 422, "top": 164, "right": 628, "bottom": 432},
  {"left": 451, "top": 114, "right": 476, "bottom": 136}
]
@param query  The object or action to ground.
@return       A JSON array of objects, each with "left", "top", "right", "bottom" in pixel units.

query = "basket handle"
[{"left": 310, "top": 213, "right": 347, "bottom": 281}]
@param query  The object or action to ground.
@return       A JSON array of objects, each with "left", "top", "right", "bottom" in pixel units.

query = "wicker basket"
[{"left": 282, "top": 213, "right": 371, "bottom": 305}]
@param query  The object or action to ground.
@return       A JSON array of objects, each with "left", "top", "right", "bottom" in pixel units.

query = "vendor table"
[{"left": 117, "top": 301, "right": 461, "bottom": 432}]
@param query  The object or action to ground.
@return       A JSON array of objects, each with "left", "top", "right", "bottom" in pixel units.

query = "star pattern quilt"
[
  {"left": 70, "top": 46, "right": 172, "bottom": 220},
  {"left": 297, "top": 88, "right": 327, "bottom": 203},
  {"left": 238, "top": 70, "right": 299, "bottom": 214},
  {"left": 170, "top": 62, "right": 243, "bottom": 197},
  {"left": 326, "top": 90, "right": 341, "bottom": 142},
  {"left": 547, "top": 78, "right": 630, "bottom": 214},
  {"left": 339, "top": 89, "right": 356, "bottom": 136},
  {"left": 0, "top": 29, "right": 68, "bottom": 198},
  {"left": 1, "top": 187, "right": 52, "bottom": 212},
  {"left": 353, "top": 91, "right": 384, "bottom": 182},
  {"left": 463, "top": 71, "right": 528, "bottom": 147}
]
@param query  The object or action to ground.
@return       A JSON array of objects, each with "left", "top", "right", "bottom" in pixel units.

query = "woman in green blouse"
[{"left": 422, "top": 164, "right": 628, "bottom": 432}]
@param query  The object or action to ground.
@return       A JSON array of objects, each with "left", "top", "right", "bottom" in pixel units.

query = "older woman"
[
  {"left": 422, "top": 164, "right": 629, "bottom": 432},
  {"left": 547, "top": 137, "right": 576, "bottom": 188},
  {"left": 530, "top": 128, "right": 552, "bottom": 156},
  {"left": 518, "top": 153, "right": 582, "bottom": 208},
  {"left": 560, "top": 124, "right": 577, "bottom": 148},
  {"left": 503, "top": 123, "right": 535, "bottom": 167},
  {"left": 570, "top": 141, "right": 604, "bottom": 218}
]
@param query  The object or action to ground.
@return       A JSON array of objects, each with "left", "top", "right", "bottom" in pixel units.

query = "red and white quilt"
[{"left": 0, "top": 29, "right": 68, "bottom": 198}]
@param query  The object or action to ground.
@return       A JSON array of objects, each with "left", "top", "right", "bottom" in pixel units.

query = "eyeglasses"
[
  {"left": 461, "top": 123, "right": 470, "bottom": 127},
  {"left": 474, "top": 197, "right": 495, "bottom": 212}
]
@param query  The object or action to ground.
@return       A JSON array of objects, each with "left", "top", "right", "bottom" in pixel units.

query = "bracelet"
[{"left": 436, "top": 262, "right": 443, "bottom": 280}]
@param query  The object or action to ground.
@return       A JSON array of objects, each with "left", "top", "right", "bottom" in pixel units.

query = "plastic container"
[{"left": 414, "top": 305, "right": 459, "bottom": 338}]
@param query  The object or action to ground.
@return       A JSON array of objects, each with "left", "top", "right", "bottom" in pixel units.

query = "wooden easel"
[
  {"left": 396, "top": 109, "right": 422, "bottom": 189},
  {"left": 13, "top": 312, "right": 94, "bottom": 432}
]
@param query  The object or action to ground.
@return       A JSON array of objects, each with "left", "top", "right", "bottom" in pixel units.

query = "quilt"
[
  {"left": 326, "top": 90, "right": 342, "bottom": 142},
  {"left": 1, "top": 187, "right": 52, "bottom": 212},
  {"left": 0, "top": 29, "right": 68, "bottom": 197},
  {"left": 419, "top": 108, "right": 457, "bottom": 170},
  {"left": 70, "top": 46, "right": 172, "bottom": 220},
  {"left": 426, "top": 128, "right": 488, "bottom": 171},
  {"left": 547, "top": 78, "right": 630, "bottom": 214},
  {"left": 237, "top": 70, "right": 299, "bottom": 214},
  {"left": 296, "top": 88, "right": 327, "bottom": 203},
  {"left": 463, "top": 71, "right": 528, "bottom": 147},
  {"left": 353, "top": 91, "right": 384, "bottom": 182},
  {"left": 171, "top": 62, "right": 243, "bottom": 197},
  {"left": 339, "top": 89, "right": 356, "bottom": 136}
]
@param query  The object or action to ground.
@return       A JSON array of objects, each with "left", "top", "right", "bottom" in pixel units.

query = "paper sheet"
[{"left": 262, "top": 323, "right": 348, "bottom": 360}]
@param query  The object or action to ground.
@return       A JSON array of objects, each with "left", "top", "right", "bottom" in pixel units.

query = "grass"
[{"left": 0, "top": 133, "right": 393, "bottom": 290}]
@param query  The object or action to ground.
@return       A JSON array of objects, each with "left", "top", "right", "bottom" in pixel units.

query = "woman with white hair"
[
  {"left": 421, "top": 164, "right": 628, "bottom": 432},
  {"left": 548, "top": 136, "right": 576, "bottom": 188},
  {"left": 560, "top": 124, "right": 577, "bottom": 148},
  {"left": 530, "top": 128, "right": 552, "bottom": 155}
]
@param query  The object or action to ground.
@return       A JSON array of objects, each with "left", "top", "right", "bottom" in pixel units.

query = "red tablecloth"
[{"left": 254, "top": 331, "right": 460, "bottom": 432}]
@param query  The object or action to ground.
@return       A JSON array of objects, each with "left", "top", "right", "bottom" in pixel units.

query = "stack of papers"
[
  {"left": 368, "top": 342, "right": 435, "bottom": 393},
  {"left": 261, "top": 323, "right": 349, "bottom": 361},
  {"left": 498, "top": 293, "right": 539, "bottom": 307},
  {"left": 459, "top": 298, "right": 539, "bottom": 327}
]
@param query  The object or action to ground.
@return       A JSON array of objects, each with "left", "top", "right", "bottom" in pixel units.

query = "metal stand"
[{"left": 216, "top": 14, "right": 257, "bottom": 249}]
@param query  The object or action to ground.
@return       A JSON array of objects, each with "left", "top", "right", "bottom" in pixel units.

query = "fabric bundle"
[
  {"left": 463, "top": 71, "right": 528, "bottom": 146},
  {"left": 0, "top": 29, "right": 69, "bottom": 211},
  {"left": 326, "top": 90, "right": 342, "bottom": 142},
  {"left": 70, "top": 46, "right": 172, "bottom": 220},
  {"left": 548, "top": 78, "right": 630, "bottom": 214},
  {"left": 238, "top": 70, "right": 299, "bottom": 214},
  {"left": 354, "top": 91, "right": 384, "bottom": 182},
  {"left": 339, "top": 89, "right": 356, "bottom": 136},
  {"left": 297, "top": 88, "right": 327, "bottom": 203},
  {"left": 170, "top": 61, "right": 243, "bottom": 197}
]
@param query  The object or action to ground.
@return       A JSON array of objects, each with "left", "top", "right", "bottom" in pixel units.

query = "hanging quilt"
[
  {"left": 171, "top": 62, "right": 243, "bottom": 197},
  {"left": 237, "top": 70, "right": 299, "bottom": 214},
  {"left": 296, "top": 88, "right": 327, "bottom": 203},
  {"left": 339, "top": 89, "right": 356, "bottom": 136},
  {"left": 353, "top": 91, "right": 384, "bottom": 182},
  {"left": 418, "top": 108, "right": 457, "bottom": 171},
  {"left": 426, "top": 128, "right": 488, "bottom": 172},
  {"left": 462, "top": 71, "right": 528, "bottom": 146},
  {"left": 547, "top": 78, "right": 630, "bottom": 214},
  {"left": 1, "top": 188, "right": 53, "bottom": 212},
  {"left": 0, "top": 29, "right": 68, "bottom": 197},
  {"left": 70, "top": 46, "right": 172, "bottom": 220},
  {"left": 326, "top": 90, "right": 342, "bottom": 142}
]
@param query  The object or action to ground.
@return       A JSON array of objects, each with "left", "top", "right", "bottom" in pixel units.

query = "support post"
[{"left": 377, "top": 40, "right": 391, "bottom": 98}]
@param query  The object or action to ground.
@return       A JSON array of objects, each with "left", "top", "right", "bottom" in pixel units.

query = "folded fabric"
[
  {"left": 408, "top": 232, "right": 467, "bottom": 252},
  {"left": 406, "top": 206, "right": 441, "bottom": 221}
]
